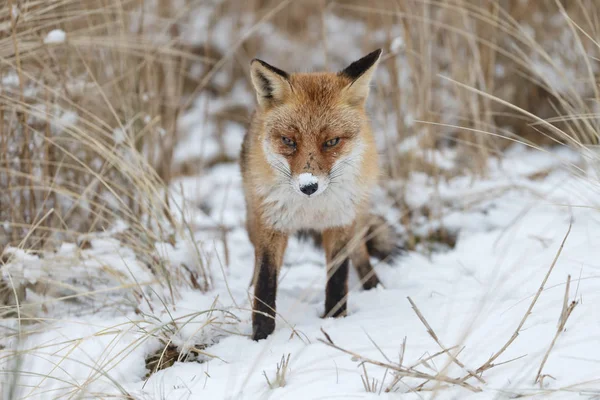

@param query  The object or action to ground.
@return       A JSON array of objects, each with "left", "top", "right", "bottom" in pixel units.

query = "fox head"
[{"left": 250, "top": 49, "right": 382, "bottom": 200}]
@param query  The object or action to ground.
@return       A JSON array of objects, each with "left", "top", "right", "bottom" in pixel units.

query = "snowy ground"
[{"left": 2, "top": 143, "right": 600, "bottom": 399}]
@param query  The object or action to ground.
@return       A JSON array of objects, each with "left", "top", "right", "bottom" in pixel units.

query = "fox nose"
[{"left": 300, "top": 182, "right": 318, "bottom": 196}]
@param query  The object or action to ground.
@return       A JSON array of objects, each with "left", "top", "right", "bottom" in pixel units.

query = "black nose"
[{"left": 300, "top": 183, "right": 318, "bottom": 196}]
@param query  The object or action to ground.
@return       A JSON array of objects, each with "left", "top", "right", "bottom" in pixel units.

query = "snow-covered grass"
[
  {"left": 3, "top": 145, "right": 599, "bottom": 399},
  {"left": 141, "top": 145, "right": 600, "bottom": 399},
  {"left": 2, "top": 1, "right": 600, "bottom": 399}
]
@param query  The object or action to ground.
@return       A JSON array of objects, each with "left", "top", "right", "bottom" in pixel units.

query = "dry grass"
[
  {"left": 263, "top": 353, "right": 291, "bottom": 389},
  {"left": 2, "top": 0, "right": 598, "bottom": 269},
  {"left": 319, "top": 327, "right": 482, "bottom": 392},
  {"left": 535, "top": 274, "right": 579, "bottom": 385},
  {"left": 360, "top": 363, "right": 388, "bottom": 394},
  {"left": 1, "top": 0, "right": 218, "bottom": 310}
]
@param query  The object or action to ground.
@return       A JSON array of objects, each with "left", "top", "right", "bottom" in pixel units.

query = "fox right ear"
[
  {"left": 250, "top": 59, "right": 292, "bottom": 108},
  {"left": 339, "top": 49, "right": 382, "bottom": 106}
]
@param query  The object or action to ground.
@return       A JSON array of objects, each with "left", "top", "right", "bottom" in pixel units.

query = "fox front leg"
[
  {"left": 251, "top": 229, "right": 288, "bottom": 341},
  {"left": 322, "top": 226, "right": 354, "bottom": 318}
]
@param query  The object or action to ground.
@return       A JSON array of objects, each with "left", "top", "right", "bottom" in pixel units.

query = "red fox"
[{"left": 241, "top": 49, "right": 396, "bottom": 340}]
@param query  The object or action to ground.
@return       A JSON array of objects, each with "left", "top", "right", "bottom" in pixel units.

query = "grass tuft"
[{"left": 263, "top": 353, "right": 291, "bottom": 389}]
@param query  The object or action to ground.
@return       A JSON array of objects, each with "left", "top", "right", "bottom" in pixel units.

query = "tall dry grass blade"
[
  {"left": 535, "top": 274, "right": 578, "bottom": 384},
  {"left": 469, "top": 223, "right": 572, "bottom": 379}
]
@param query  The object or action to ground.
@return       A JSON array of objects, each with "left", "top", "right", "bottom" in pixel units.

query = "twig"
[
  {"left": 408, "top": 296, "right": 485, "bottom": 384},
  {"left": 467, "top": 223, "right": 572, "bottom": 380},
  {"left": 319, "top": 329, "right": 481, "bottom": 392},
  {"left": 363, "top": 329, "right": 393, "bottom": 363},
  {"left": 399, "top": 336, "right": 407, "bottom": 367},
  {"left": 535, "top": 274, "right": 578, "bottom": 384},
  {"left": 386, "top": 345, "right": 460, "bottom": 393},
  {"left": 360, "top": 363, "right": 373, "bottom": 392}
]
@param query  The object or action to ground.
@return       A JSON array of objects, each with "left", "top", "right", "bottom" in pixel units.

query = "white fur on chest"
[{"left": 259, "top": 182, "right": 367, "bottom": 232}]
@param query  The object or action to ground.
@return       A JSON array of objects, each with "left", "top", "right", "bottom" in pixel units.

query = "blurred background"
[
  {"left": 1, "top": 0, "right": 599, "bottom": 299},
  {"left": 2, "top": 0, "right": 599, "bottom": 256}
]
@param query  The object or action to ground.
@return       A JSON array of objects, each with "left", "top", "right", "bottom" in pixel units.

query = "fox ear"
[
  {"left": 250, "top": 59, "right": 292, "bottom": 108},
  {"left": 339, "top": 49, "right": 382, "bottom": 105}
]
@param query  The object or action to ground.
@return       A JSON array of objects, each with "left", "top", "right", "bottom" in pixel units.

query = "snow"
[
  {"left": 113, "top": 127, "right": 128, "bottom": 144},
  {"left": 58, "top": 110, "right": 78, "bottom": 128},
  {"left": 2, "top": 143, "right": 600, "bottom": 399},
  {"left": 390, "top": 36, "right": 405, "bottom": 53},
  {"left": 43, "top": 29, "right": 66, "bottom": 44},
  {"left": 298, "top": 173, "right": 318, "bottom": 187},
  {"left": 11, "top": 5, "right": 19, "bottom": 19},
  {"left": 1, "top": 72, "right": 20, "bottom": 87}
]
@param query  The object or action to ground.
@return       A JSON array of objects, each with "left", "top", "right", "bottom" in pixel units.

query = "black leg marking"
[
  {"left": 252, "top": 253, "right": 278, "bottom": 341},
  {"left": 355, "top": 259, "right": 380, "bottom": 290},
  {"left": 324, "top": 255, "right": 349, "bottom": 318}
]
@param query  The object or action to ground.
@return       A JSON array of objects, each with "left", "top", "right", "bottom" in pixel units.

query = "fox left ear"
[
  {"left": 339, "top": 49, "right": 382, "bottom": 105},
  {"left": 250, "top": 59, "right": 292, "bottom": 108}
]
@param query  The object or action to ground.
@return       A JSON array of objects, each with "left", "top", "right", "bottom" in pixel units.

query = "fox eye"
[
  {"left": 323, "top": 137, "right": 341, "bottom": 148},
  {"left": 281, "top": 136, "right": 296, "bottom": 148}
]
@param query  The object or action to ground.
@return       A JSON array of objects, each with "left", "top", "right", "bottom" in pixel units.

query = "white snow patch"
[
  {"left": 113, "top": 127, "right": 127, "bottom": 144},
  {"left": 11, "top": 5, "right": 19, "bottom": 19},
  {"left": 44, "top": 29, "right": 66, "bottom": 44},
  {"left": 298, "top": 173, "right": 318, "bottom": 187},
  {"left": 58, "top": 110, "right": 78, "bottom": 129},
  {"left": 2, "top": 72, "right": 20, "bottom": 87},
  {"left": 390, "top": 36, "right": 405, "bottom": 52}
]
